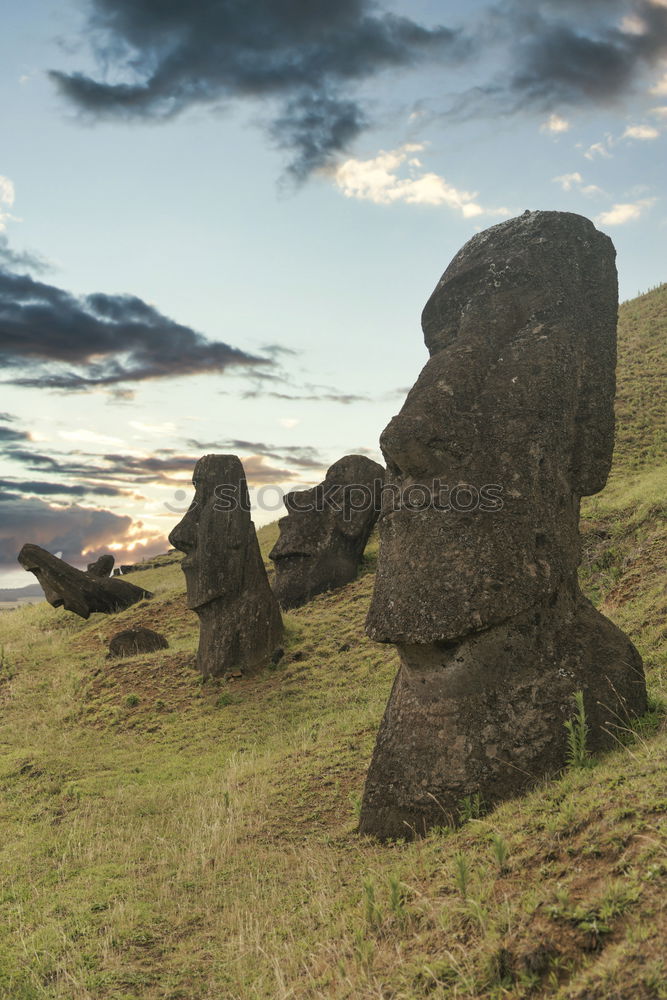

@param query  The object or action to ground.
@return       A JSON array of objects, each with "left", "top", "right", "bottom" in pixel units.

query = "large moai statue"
[
  {"left": 18, "top": 544, "right": 151, "bottom": 617},
  {"left": 169, "top": 454, "right": 283, "bottom": 678},
  {"left": 269, "top": 455, "right": 385, "bottom": 609},
  {"left": 359, "top": 211, "right": 648, "bottom": 840}
]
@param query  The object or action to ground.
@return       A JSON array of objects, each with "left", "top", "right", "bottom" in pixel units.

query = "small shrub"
[
  {"left": 215, "top": 692, "right": 234, "bottom": 708},
  {"left": 458, "top": 792, "right": 484, "bottom": 823},
  {"left": 564, "top": 690, "right": 591, "bottom": 769},
  {"left": 388, "top": 875, "right": 408, "bottom": 927},
  {"left": 125, "top": 693, "right": 140, "bottom": 708},
  {"left": 490, "top": 832, "right": 510, "bottom": 872},
  {"left": 453, "top": 851, "right": 471, "bottom": 900}
]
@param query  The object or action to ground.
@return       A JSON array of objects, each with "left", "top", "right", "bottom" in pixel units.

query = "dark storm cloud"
[
  {"left": 0, "top": 424, "right": 30, "bottom": 443},
  {"left": 505, "top": 0, "right": 667, "bottom": 109},
  {"left": 7, "top": 446, "right": 196, "bottom": 484},
  {"left": 7, "top": 443, "right": 305, "bottom": 488},
  {"left": 442, "top": 0, "right": 667, "bottom": 121},
  {"left": 0, "top": 266, "right": 271, "bottom": 389},
  {"left": 0, "top": 496, "right": 132, "bottom": 569},
  {"left": 0, "top": 476, "right": 128, "bottom": 499},
  {"left": 49, "top": 0, "right": 467, "bottom": 176}
]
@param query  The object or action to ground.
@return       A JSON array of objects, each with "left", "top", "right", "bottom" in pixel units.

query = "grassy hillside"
[{"left": 0, "top": 288, "right": 665, "bottom": 1000}]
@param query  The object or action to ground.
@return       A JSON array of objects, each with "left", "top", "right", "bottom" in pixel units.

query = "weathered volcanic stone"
[
  {"left": 269, "top": 455, "right": 384, "bottom": 609},
  {"left": 108, "top": 627, "right": 168, "bottom": 658},
  {"left": 168, "top": 454, "right": 283, "bottom": 678},
  {"left": 86, "top": 554, "right": 115, "bottom": 578},
  {"left": 359, "top": 210, "right": 648, "bottom": 840},
  {"left": 18, "top": 544, "right": 152, "bottom": 619}
]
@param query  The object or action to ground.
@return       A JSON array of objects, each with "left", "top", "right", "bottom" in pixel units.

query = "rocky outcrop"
[
  {"left": 168, "top": 454, "right": 283, "bottom": 678},
  {"left": 17, "top": 544, "right": 152, "bottom": 618},
  {"left": 359, "top": 211, "right": 648, "bottom": 840},
  {"left": 107, "top": 627, "right": 168, "bottom": 658},
  {"left": 269, "top": 455, "right": 384, "bottom": 609}
]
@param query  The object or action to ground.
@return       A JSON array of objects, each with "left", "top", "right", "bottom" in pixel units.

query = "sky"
[{"left": 1, "top": 0, "right": 666, "bottom": 587}]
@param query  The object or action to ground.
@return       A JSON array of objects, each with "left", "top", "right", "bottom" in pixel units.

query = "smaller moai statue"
[
  {"left": 86, "top": 554, "right": 115, "bottom": 578},
  {"left": 169, "top": 454, "right": 283, "bottom": 678},
  {"left": 269, "top": 455, "right": 385, "bottom": 609}
]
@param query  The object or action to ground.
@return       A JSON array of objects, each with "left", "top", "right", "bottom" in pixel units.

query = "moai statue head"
[
  {"left": 168, "top": 454, "right": 283, "bottom": 677},
  {"left": 269, "top": 454, "right": 384, "bottom": 609},
  {"left": 367, "top": 210, "right": 618, "bottom": 645},
  {"left": 169, "top": 454, "right": 252, "bottom": 610}
]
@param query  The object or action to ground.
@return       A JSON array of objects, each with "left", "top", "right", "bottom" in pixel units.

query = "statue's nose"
[{"left": 168, "top": 510, "right": 197, "bottom": 553}]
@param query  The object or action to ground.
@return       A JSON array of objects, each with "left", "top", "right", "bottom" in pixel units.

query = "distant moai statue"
[
  {"left": 360, "top": 211, "right": 648, "bottom": 840},
  {"left": 169, "top": 454, "right": 283, "bottom": 678},
  {"left": 86, "top": 554, "right": 115, "bottom": 578},
  {"left": 269, "top": 455, "right": 385, "bottom": 609},
  {"left": 17, "top": 544, "right": 151, "bottom": 618}
]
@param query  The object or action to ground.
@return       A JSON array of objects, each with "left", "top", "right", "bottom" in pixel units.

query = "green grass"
[{"left": 0, "top": 286, "right": 665, "bottom": 999}]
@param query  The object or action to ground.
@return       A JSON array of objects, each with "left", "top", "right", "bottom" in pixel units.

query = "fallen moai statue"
[
  {"left": 269, "top": 454, "right": 384, "bottom": 609},
  {"left": 359, "top": 210, "right": 648, "bottom": 840},
  {"left": 18, "top": 543, "right": 152, "bottom": 619},
  {"left": 169, "top": 454, "right": 283, "bottom": 678}
]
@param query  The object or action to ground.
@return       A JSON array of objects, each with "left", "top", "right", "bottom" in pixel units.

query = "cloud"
[
  {"left": 45, "top": 1, "right": 667, "bottom": 179},
  {"left": 540, "top": 113, "right": 570, "bottom": 132},
  {"left": 505, "top": 1, "right": 667, "bottom": 110},
  {"left": 0, "top": 476, "right": 129, "bottom": 499},
  {"left": 0, "top": 265, "right": 272, "bottom": 389},
  {"left": 59, "top": 428, "right": 126, "bottom": 446},
  {"left": 650, "top": 104, "right": 667, "bottom": 114},
  {"left": 553, "top": 171, "right": 604, "bottom": 196},
  {"left": 186, "top": 438, "right": 323, "bottom": 470},
  {"left": 596, "top": 198, "right": 656, "bottom": 225},
  {"left": 622, "top": 123, "right": 660, "bottom": 138},
  {"left": 650, "top": 70, "right": 667, "bottom": 94},
  {"left": 129, "top": 420, "right": 177, "bottom": 435},
  {"left": 5, "top": 438, "right": 316, "bottom": 491},
  {"left": 0, "top": 495, "right": 141, "bottom": 570},
  {"left": 0, "top": 176, "right": 15, "bottom": 230},
  {"left": 333, "top": 143, "right": 508, "bottom": 217},
  {"left": 0, "top": 235, "right": 51, "bottom": 274},
  {"left": 242, "top": 388, "right": 372, "bottom": 404},
  {"left": 49, "top": 0, "right": 467, "bottom": 179},
  {"left": 584, "top": 139, "right": 613, "bottom": 159},
  {"left": 440, "top": 1, "right": 667, "bottom": 124},
  {"left": 0, "top": 413, "right": 31, "bottom": 444}
]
